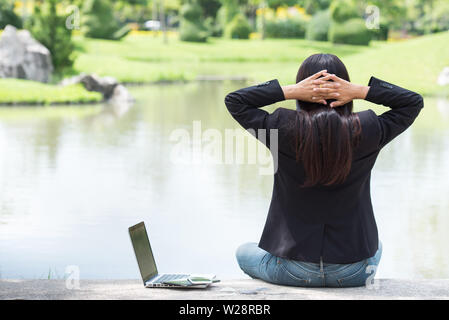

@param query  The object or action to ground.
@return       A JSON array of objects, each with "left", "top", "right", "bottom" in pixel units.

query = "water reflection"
[
  {"left": 437, "top": 97, "right": 449, "bottom": 119},
  {"left": 0, "top": 82, "right": 448, "bottom": 280}
]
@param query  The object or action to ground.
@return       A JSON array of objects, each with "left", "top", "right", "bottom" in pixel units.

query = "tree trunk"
[
  {"left": 159, "top": 0, "right": 167, "bottom": 44},
  {"left": 260, "top": 1, "right": 266, "bottom": 40},
  {"left": 152, "top": 0, "right": 158, "bottom": 37}
]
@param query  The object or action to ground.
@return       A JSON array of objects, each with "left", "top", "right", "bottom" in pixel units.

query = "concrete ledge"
[{"left": 1, "top": 279, "right": 449, "bottom": 300}]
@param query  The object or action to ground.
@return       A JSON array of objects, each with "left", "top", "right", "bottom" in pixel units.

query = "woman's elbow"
[
  {"left": 416, "top": 93, "right": 424, "bottom": 109},
  {"left": 224, "top": 92, "right": 238, "bottom": 105},
  {"left": 224, "top": 92, "right": 241, "bottom": 112}
]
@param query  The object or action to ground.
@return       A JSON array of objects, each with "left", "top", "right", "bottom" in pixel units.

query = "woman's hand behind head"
[
  {"left": 312, "top": 73, "right": 369, "bottom": 108},
  {"left": 282, "top": 69, "right": 329, "bottom": 105}
]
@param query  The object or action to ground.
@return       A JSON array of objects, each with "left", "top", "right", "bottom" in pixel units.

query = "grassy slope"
[
  {"left": 344, "top": 32, "right": 449, "bottom": 96},
  {"left": 75, "top": 31, "right": 449, "bottom": 96},
  {"left": 0, "top": 79, "right": 102, "bottom": 105},
  {"left": 1, "top": 32, "right": 448, "bottom": 104},
  {"left": 75, "top": 35, "right": 368, "bottom": 83}
]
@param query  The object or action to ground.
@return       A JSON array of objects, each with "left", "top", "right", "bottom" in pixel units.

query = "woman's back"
[{"left": 225, "top": 76, "right": 423, "bottom": 264}]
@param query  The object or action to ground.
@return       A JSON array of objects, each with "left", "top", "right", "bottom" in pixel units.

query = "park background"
[{"left": 0, "top": 0, "right": 448, "bottom": 280}]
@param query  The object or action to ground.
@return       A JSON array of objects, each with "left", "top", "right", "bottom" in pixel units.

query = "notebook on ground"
[{"left": 128, "top": 221, "right": 220, "bottom": 288}]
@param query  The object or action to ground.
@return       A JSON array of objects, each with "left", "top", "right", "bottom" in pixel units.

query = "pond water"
[{"left": 0, "top": 81, "right": 448, "bottom": 280}]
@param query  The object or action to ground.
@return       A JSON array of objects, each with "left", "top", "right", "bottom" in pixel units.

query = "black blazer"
[{"left": 224, "top": 77, "right": 424, "bottom": 264}]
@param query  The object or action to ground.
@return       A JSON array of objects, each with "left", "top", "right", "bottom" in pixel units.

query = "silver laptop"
[{"left": 129, "top": 221, "right": 190, "bottom": 288}]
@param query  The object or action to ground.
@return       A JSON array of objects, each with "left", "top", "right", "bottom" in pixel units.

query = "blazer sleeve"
[
  {"left": 224, "top": 79, "right": 286, "bottom": 147},
  {"left": 365, "top": 76, "right": 424, "bottom": 149}
]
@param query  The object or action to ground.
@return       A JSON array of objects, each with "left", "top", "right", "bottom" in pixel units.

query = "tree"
[
  {"left": 329, "top": 0, "right": 359, "bottom": 23},
  {"left": 81, "top": 0, "right": 131, "bottom": 40},
  {"left": 218, "top": 0, "right": 241, "bottom": 24},
  {"left": 266, "top": 0, "right": 299, "bottom": 9},
  {"left": 359, "top": 0, "right": 405, "bottom": 31},
  {"left": 26, "top": 0, "right": 75, "bottom": 73},
  {"left": 197, "top": 0, "right": 221, "bottom": 18},
  {"left": 0, "top": 0, "right": 22, "bottom": 28},
  {"left": 225, "top": 12, "right": 251, "bottom": 39},
  {"left": 179, "top": 0, "right": 208, "bottom": 42},
  {"left": 302, "top": 0, "right": 331, "bottom": 15}
]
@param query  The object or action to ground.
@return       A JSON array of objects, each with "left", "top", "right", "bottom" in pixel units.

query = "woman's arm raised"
[
  {"left": 312, "top": 73, "right": 424, "bottom": 149},
  {"left": 224, "top": 70, "right": 329, "bottom": 146}
]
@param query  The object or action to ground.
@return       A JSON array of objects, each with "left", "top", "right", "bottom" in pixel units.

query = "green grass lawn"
[
  {"left": 74, "top": 32, "right": 449, "bottom": 96},
  {"left": 0, "top": 78, "right": 102, "bottom": 105},
  {"left": 1, "top": 31, "right": 448, "bottom": 104}
]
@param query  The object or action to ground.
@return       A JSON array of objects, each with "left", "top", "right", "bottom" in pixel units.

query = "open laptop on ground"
[{"left": 129, "top": 221, "right": 218, "bottom": 288}]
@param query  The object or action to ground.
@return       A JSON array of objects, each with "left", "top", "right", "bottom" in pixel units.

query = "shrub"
[
  {"left": 0, "top": 0, "right": 22, "bottom": 29},
  {"left": 180, "top": 20, "right": 208, "bottom": 42},
  {"left": 265, "top": 17, "right": 308, "bottom": 39},
  {"left": 329, "top": 18, "right": 371, "bottom": 46},
  {"left": 180, "top": 1, "right": 203, "bottom": 21},
  {"left": 26, "top": 0, "right": 75, "bottom": 73},
  {"left": 81, "top": 0, "right": 130, "bottom": 40},
  {"left": 303, "top": 0, "right": 332, "bottom": 15},
  {"left": 204, "top": 16, "right": 222, "bottom": 37},
  {"left": 370, "top": 21, "right": 389, "bottom": 41},
  {"left": 225, "top": 14, "right": 252, "bottom": 39},
  {"left": 179, "top": 2, "right": 208, "bottom": 42},
  {"left": 215, "top": 2, "right": 238, "bottom": 37},
  {"left": 306, "top": 10, "right": 330, "bottom": 41},
  {"left": 329, "top": 0, "right": 359, "bottom": 23}
]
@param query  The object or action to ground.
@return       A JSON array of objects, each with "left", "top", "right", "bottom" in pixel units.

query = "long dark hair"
[{"left": 295, "top": 54, "right": 361, "bottom": 187}]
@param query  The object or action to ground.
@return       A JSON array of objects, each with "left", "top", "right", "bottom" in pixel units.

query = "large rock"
[{"left": 0, "top": 25, "right": 53, "bottom": 83}]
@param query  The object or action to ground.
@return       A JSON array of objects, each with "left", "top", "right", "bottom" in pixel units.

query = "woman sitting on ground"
[{"left": 224, "top": 53, "right": 423, "bottom": 287}]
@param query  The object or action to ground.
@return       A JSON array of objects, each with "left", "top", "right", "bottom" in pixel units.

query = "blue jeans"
[{"left": 236, "top": 242, "right": 382, "bottom": 288}]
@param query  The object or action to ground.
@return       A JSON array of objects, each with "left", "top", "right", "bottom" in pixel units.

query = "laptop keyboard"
[{"left": 155, "top": 274, "right": 189, "bottom": 283}]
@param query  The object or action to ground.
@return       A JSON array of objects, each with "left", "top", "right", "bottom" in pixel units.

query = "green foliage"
[
  {"left": 225, "top": 13, "right": 252, "bottom": 39},
  {"left": 197, "top": 0, "right": 221, "bottom": 18},
  {"left": 0, "top": 0, "right": 22, "bottom": 28},
  {"left": 204, "top": 16, "right": 222, "bottom": 37},
  {"left": 195, "top": 0, "right": 222, "bottom": 36},
  {"left": 81, "top": 0, "right": 130, "bottom": 40},
  {"left": 219, "top": 0, "right": 241, "bottom": 23},
  {"left": 329, "top": 0, "right": 359, "bottom": 23},
  {"left": 265, "top": 16, "right": 308, "bottom": 39},
  {"left": 215, "top": 0, "right": 240, "bottom": 36},
  {"left": 306, "top": 10, "right": 330, "bottom": 41},
  {"left": 413, "top": 0, "right": 449, "bottom": 34},
  {"left": 179, "top": 1, "right": 208, "bottom": 42},
  {"left": 328, "top": 18, "right": 371, "bottom": 46},
  {"left": 370, "top": 21, "right": 389, "bottom": 41},
  {"left": 180, "top": 1, "right": 203, "bottom": 21},
  {"left": 303, "top": 0, "right": 332, "bottom": 15},
  {"left": 180, "top": 20, "right": 209, "bottom": 42},
  {"left": 26, "top": 0, "right": 75, "bottom": 73},
  {"left": 266, "top": 0, "right": 299, "bottom": 9}
]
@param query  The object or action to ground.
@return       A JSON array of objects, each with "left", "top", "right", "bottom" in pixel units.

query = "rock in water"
[
  {"left": 79, "top": 74, "right": 118, "bottom": 100},
  {"left": 0, "top": 25, "right": 53, "bottom": 83},
  {"left": 60, "top": 73, "right": 135, "bottom": 103},
  {"left": 110, "top": 84, "right": 135, "bottom": 104}
]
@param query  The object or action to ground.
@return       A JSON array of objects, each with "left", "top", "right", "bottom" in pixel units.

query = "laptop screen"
[{"left": 129, "top": 222, "right": 158, "bottom": 283}]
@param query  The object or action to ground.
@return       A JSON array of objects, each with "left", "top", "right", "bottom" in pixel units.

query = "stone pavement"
[{"left": 1, "top": 279, "right": 448, "bottom": 300}]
